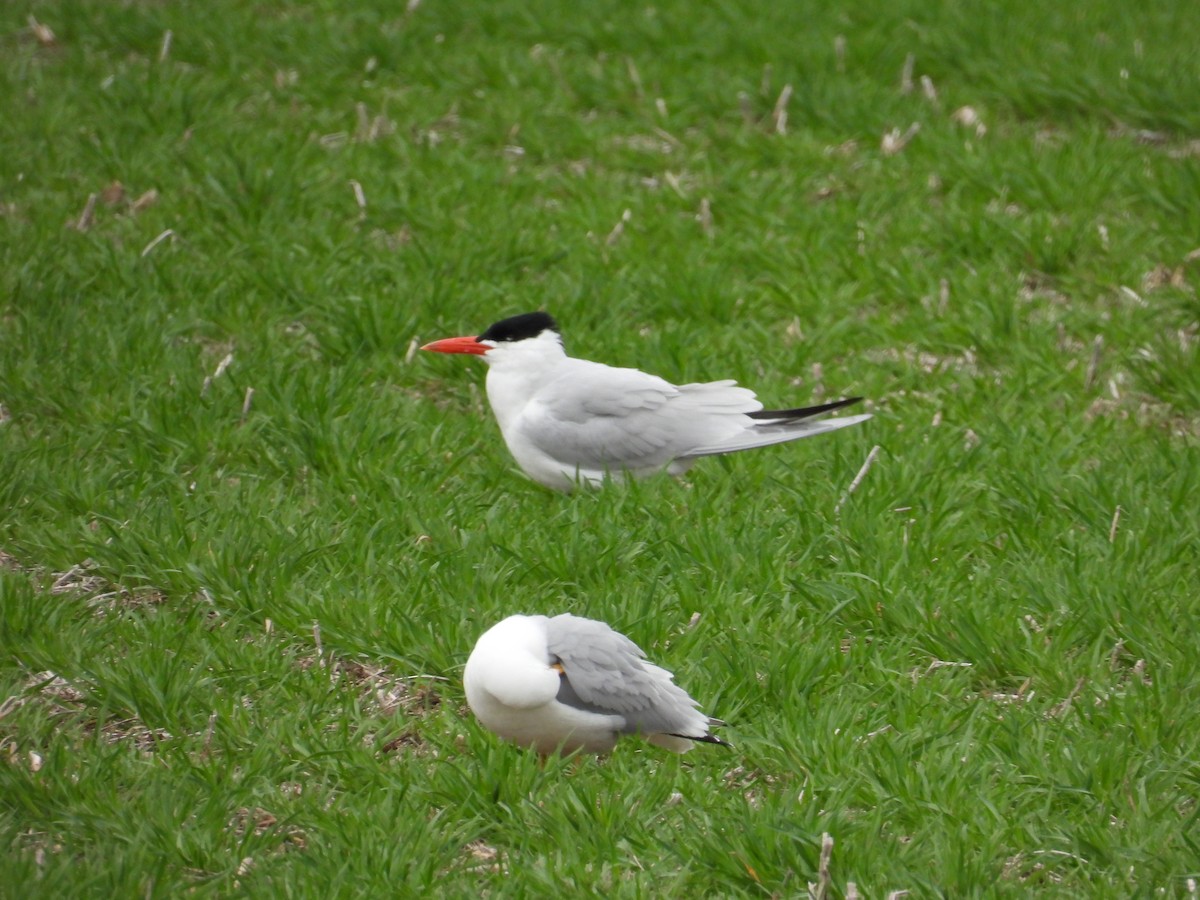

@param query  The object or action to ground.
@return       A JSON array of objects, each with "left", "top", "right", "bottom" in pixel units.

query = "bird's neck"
[{"left": 484, "top": 343, "right": 567, "bottom": 433}]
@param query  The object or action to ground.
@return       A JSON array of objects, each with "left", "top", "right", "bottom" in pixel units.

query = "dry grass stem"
[
  {"left": 809, "top": 832, "right": 834, "bottom": 900},
  {"left": 140, "top": 229, "right": 175, "bottom": 257},
  {"left": 697, "top": 198, "right": 713, "bottom": 236},
  {"left": 605, "top": 209, "right": 632, "bottom": 246},
  {"left": 1049, "top": 677, "right": 1087, "bottom": 718},
  {"left": 913, "top": 659, "right": 973, "bottom": 682},
  {"left": 1085, "top": 335, "right": 1104, "bottom": 390},
  {"left": 239, "top": 386, "right": 255, "bottom": 423},
  {"left": 202, "top": 711, "right": 217, "bottom": 752},
  {"left": 73, "top": 194, "right": 97, "bottom": 231},
  {"left": 771, "top": 84, "right": 793, "bottom": 135},
  {"left": 858, "top": 724, "right": 894, "bottom": 742},
  {"left": 312, "top": 621, "right": 325, "bottom": 668},
  {"left": 28, "top": 15, "right": 56, "bottom": 46},
  {"left": 663, "top": 171, "right": 686, "bottom": 198},
  {"left": 131, "top": 189, "right": 159, "bottom": 213},
  {"left": 951, "top": 106, "right": 987, "bottom": 137},
  {"left": 1108, "top": 639, "right": 1126, "bottom": 670},
  {"left": 881, "top": 123, "right": 920, "bottom": 155},
  {"left": 836, "top": 445, "right": 881, "bottom": 514},
  {"left": 201, "top": 351, "right": 234, "bottom": 396}
]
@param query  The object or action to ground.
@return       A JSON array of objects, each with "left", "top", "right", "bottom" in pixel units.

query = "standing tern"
[
  {"left": 464, "top": 613, "right": 727, "bottom": 755},
  {"left": 421, "top": 311, "right": 871, "bottom": 491}
]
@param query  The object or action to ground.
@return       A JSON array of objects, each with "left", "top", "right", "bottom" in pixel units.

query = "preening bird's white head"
[
  {"left": 420, "top": 312, "right": 565, "bottom": 369},
  {"left": 472, "top": 614, "right": 551, "bottom": 661},
  {"left": 463, "top": 614, "right": 563, "bottom": 714}
]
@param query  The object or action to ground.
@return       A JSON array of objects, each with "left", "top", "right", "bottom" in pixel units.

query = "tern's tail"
[{"left": 687, "top": 397, "right": 871, "bottom": 457}]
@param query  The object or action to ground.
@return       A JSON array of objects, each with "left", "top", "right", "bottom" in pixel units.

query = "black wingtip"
[
  {"left": 747, "top": 396, "right": 863, "bottom": 421},
  {"left": 671, "top": 732, "right": 734, "bottom": 749}
]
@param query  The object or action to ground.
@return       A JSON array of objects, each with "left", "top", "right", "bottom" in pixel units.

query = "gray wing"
[
  {"left": 545, "top": 613, "right": 711, "bottom": 739},
  {"left": 524, "top": 360, "right": 762, "bottom": 469},
  {"left": 685, "top": 412, "right": 873, "bottom": 457}
]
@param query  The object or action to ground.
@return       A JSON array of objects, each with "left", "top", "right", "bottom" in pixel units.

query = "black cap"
[{"left": 478, "top": 312, "right": 559, "bottom": 343}]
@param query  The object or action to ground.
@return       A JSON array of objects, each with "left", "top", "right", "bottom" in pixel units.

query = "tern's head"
[{"left": 420, "top": 311, "right": 563, "bottom": 365}]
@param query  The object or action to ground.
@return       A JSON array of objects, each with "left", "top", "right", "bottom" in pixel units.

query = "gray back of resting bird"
[{"left": 545, "top": 613, "right": 712, "bottom": 741}]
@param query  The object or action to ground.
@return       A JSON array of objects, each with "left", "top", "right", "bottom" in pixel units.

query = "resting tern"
[
  {"left": 422, "top": 311, "right": 870, "bottom": 491},
  {"left": 463, "top": 613, "right": 727, "bottom": 755}
]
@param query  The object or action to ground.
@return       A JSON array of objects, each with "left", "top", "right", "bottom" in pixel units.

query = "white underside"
[
  {"left": 466, "top": 687, "right": 626, "bottom": 755},
  {"left": 499, "top": 429, "right": 699, "bottom": 490}
]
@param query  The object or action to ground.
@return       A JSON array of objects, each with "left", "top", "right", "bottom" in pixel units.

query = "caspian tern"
[
  {"left": 463, "top": 613, "right": 727, "bottom": 755},
  {"left": 422, "top": 311, "right": 870, "bottom": 491}
]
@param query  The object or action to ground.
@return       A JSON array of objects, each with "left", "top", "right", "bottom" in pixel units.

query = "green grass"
[{"left": 2, "top": 0, "right": 1199, "bottom": 895}]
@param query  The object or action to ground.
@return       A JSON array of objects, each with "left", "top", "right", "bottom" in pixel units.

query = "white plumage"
[
  {"left": 463, "top": 613, "right": 725, "bottom": 755},
  {"left": 422, "top": 312, "right": 871, "bottom": 491}
]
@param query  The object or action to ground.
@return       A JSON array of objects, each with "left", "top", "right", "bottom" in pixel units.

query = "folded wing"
[
  {"left": 545, "top": 614, "right": 713, "bottom": 742},
  {"left": 521, "top": 362, "right": 763, "bottom": 470}
]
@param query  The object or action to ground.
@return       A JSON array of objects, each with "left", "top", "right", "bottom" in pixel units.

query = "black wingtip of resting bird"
[
  {"left": 672, "top": 732, "right": 734, "bottom": 749},
  {"left": 747, "top": 396, "right": 864, "bottom": 421}
]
